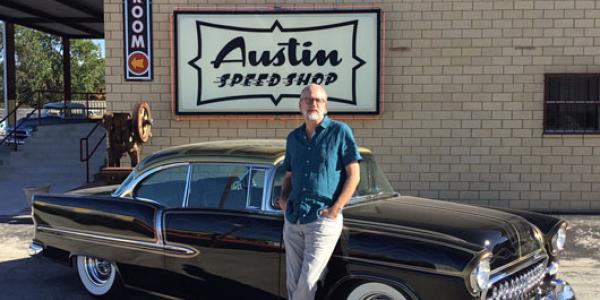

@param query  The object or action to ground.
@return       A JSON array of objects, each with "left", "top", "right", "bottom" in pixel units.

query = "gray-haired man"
[{"left": 277, "top": 84, "right": 361, "bottom": 300}]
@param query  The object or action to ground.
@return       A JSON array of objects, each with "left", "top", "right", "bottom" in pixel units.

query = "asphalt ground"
[{"left": 0, "top": 214, "right": 598, "bottom": 299}]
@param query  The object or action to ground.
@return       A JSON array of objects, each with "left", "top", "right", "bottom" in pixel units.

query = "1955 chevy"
[{"left": 30, "top": 139, "right": 575, "bottom": 300}]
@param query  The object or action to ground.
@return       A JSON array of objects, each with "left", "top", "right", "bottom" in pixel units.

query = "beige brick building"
[{"left": 105, "top": 0, "right": 600, "bottom": 212}]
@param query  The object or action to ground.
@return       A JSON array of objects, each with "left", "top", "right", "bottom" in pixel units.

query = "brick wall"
[{"left": 105, "top": 0, "right": 600, "bottom": 212}]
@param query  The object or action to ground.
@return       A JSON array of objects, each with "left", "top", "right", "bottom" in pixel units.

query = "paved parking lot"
[
  {"left": 0, "top": 214, "right": 598, "bottom": 299},
  {"left": 0, "top": 216, "right": 158, "bottom": 300}
]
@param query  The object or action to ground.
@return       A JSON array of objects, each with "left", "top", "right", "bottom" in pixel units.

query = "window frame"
[
  {"left": 184, "top": 162, "right": 271, "bottom": 212},
  {"left": 544, "top": 73, "right": 600, "bottom": 134},
  {"left": 131, "top": 163, "right": 191, "bottom": 208}
]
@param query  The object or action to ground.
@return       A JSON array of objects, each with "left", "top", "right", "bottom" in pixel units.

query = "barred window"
[{"left": 545, "top": 74, "right": 600, "bottom": 134}]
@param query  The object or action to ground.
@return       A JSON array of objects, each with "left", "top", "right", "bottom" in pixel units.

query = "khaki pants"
[{"left": 283, "top": 215, "right": 343, "bottom": 300}]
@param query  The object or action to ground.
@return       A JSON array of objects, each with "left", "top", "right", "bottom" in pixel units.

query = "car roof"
[
  {"left": 43, "top": 101, "right": 86, "bottom": 109},
  {"left": 135, "top": 139, "right": 372, "bottom": 174}
]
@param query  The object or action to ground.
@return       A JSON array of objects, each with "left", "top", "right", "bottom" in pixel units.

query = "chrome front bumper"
[
  {"left": 536, "top": 279, "right": 576, "bottom": 300},
  {"left": 28, "top": 242, "right": 43, "bottom": 256}
]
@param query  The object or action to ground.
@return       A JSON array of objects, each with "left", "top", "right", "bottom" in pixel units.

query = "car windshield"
[{"left": 347, "top": 153, "right": 396, "bottom": 205}]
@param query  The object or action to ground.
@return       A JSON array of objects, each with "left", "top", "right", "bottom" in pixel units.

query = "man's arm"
[
  {"left": 321, "top": 161, "right": 360, "bottom": 219},
  {"left": 276, "top": 171, "right": 292, "bottom": 211}
]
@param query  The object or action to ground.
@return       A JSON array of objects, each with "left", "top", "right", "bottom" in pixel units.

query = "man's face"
[{"left": 299, "top": 87, "right": 328, "bottom": 122}]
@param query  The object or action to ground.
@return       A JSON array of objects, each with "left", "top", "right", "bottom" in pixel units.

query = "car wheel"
[
  {"left": 345, "top": 282, "right": 407, "bottom": 300},
  {"left": 76, "top": 256, "right": 122, "bottom": 297}
]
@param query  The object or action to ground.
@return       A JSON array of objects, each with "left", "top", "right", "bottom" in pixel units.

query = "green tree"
[
  {"left": 15, "top": 26, "right": 63, "bottom": 103},
  {"left": 71, "top": 39, "right": 105, "bottom": 98},
  {"left": 0, "top": 25, "right": 104, "bottom": 105}
]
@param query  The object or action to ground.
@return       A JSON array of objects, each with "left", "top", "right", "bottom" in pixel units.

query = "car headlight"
[
  {"left": 469, "top": 257, "right": 491, "bottom": 293},
  {"left": 550, "top": 222, "right": 567, "bottom": 255}
]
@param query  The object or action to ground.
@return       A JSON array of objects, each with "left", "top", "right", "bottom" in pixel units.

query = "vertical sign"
[
  {"left": 174, "top": 10, "right": 380, "bottom": 115},
  {"left": 124, "top": 0, "right": 153, "bottom": 81}
]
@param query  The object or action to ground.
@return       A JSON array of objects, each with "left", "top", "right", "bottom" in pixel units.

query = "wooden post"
[{"left": 5, "top": 23, "right": 16, "bottom": 128}]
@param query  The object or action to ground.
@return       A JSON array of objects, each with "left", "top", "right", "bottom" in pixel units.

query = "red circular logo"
[{"left": 128, "top": 51, "right": 149, "bottom": 75}]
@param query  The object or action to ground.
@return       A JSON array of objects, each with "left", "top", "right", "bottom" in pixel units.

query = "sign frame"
[
  {"left": 173, "top": 9, "right": 381, "bottom": 115},
  {"left": 123, "top": 0, "right": 153, "bottom": 81}
]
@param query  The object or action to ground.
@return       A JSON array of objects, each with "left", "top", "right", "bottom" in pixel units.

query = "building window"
[{"left": 545, "top": 74, "right": 600, "bottom": 134}]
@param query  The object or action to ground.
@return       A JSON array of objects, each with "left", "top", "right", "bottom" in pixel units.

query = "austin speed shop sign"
[
  {"left": 124, "top": 0, "right": 153, "bottom": 80},
  {"left": 174, "top": 10, "right": 381, "bottom": 115}
]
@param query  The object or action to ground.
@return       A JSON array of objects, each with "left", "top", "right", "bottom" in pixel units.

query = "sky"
[{"left": 92, "top": 39, "right": 105, "bottom": 58}]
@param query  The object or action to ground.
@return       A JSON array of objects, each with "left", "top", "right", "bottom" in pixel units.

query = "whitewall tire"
[
  {"left": 346, "top": 282, "right": 408, "bottom": 300},
  {"left": 76, "top": 256, "right": 120, "bottom": 297}
]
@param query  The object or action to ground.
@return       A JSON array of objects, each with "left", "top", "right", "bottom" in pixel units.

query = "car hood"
[{"left": 343, "top": 196, "right": 544, "bottom": 269}]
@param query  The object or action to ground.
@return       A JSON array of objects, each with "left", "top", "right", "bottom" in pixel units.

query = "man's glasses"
[{"left": 301, "top": 97, "right": 327, "bottom": 105}]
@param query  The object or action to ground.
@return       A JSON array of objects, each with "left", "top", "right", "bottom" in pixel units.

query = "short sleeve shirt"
[{"left": 281, "top": 116, "right": 362, "bottom": 224}]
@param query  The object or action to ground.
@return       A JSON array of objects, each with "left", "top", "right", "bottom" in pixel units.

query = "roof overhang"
[{"left": 0, "top": 0, "right": 103, "bottom": 39}]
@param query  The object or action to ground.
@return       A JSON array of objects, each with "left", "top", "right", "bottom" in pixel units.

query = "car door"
[
  {"left": 120, "top": 163, "right": 190, "bottom": 294},
  {"left": 163, "top": 163, "right": 284, "bottom": 299}
]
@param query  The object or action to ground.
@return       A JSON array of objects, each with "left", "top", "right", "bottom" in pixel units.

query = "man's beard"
[{"left": 303, "top": 111, "right": 321, "bottom": 121}]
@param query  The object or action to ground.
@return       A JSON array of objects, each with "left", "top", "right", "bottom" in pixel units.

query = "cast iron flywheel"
[{"left": 132, "top": 101, "right": 153, "bottom": 143}]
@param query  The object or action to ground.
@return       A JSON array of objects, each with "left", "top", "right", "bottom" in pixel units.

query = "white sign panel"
[{"left": 174, "top": 10, "right": 381, "bottom": 115}]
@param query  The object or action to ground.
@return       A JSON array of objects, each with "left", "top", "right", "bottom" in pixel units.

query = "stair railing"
[
  {"left": 80, "top": 121, "right": 106, "bottom": 183},
  {"left": 0, "top": 94, "right": 42, "bottom": 151}
]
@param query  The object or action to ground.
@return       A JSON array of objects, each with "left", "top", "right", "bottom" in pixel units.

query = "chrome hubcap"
[
  {"left": 360, "top": 293, "right": 394, "bottom": 300},
  {"left": 83, "top": 257, "right": 112, "bottom": 285}
]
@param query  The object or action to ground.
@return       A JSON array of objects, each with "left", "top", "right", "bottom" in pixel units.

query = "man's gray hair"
[{"left": 300, "top": 84, "right": 328, "bottom": 100}]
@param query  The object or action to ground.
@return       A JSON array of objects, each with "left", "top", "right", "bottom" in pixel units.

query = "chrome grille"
[{"left": 485, "top": 262, "right": 546, "bottom": 300}]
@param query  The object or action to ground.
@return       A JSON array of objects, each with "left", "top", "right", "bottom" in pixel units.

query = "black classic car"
[{"left": 30, "top": 140, "right": 575, "bottom": 300}]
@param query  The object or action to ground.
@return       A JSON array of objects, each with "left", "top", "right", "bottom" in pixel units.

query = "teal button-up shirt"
[{"left": 281, "top": 117, "right": 362, "bottom": 224}]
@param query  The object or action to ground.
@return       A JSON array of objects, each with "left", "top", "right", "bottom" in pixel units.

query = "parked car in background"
[
  {"left": 30, "top": 140, "right": 575, "bottom": 299},
  {"left": 41, "top": 101, "right": 104, "bottom": 120},
  {"left": 41, "top": 101, "right": 87, "bottom": 119},
  {"left": 1, "top": 101, "right": 103, "bottom": 143},
  {"left": 0, "top": 120, "right": 33, "bottom": 142}
]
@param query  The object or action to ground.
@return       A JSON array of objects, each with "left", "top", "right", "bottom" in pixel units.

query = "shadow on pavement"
[{"left": 0, "top": 256, "right": 92, "bottom": 299}]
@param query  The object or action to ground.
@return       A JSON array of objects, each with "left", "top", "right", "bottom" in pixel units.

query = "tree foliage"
[{"left": 0, "top": 24, "right": 104, "bottom": 105}]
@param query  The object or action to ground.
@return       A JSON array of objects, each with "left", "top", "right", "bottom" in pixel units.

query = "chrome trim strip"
[
  {"left": 337, "top": 255, "right": 464, "bottom": 277},
  {"left": 156, "top": 208, "right": 165, "bottom": 247},
  {"left": 246, "top": 166, "right": 253, "bottom": 208},
  {"left": 490, "top": 249, "right": 546, "bottom": 275},
  {"left": 183, "top": 164, "right": 192, "bottom": 208},
  {"left": 164, "top": 209, "right": 282, "bottom": 221},
  {"left": 37, "top": 226, "right": 197, "bottom": 258}
]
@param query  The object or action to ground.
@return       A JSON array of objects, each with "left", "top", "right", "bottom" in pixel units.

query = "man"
[{"left": 277, "top": 84, "right": 361, "bottom": 300}]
